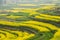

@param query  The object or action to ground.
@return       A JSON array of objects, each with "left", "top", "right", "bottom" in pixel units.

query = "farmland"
[{"left": 0, "top": 5, "right": 60, "bottom": 40}]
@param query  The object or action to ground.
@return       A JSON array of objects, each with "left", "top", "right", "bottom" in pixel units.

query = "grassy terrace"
[{"left": 0, "top": 5, "right": 60, "bottom": 40}]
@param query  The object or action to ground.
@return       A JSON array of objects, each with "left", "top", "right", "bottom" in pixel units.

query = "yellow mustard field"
[{"left": 0, "top": 5, "right": 60, "bottom": 40}]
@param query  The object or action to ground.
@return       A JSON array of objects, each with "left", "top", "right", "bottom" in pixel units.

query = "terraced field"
[{"left": 0, "top": 5, "right": 60, "bottom": 40}]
